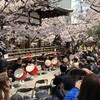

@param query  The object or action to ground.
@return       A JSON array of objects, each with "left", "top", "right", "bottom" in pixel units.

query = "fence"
[{"left": 7, "top": 46, "right": 57, "bottom": 61}]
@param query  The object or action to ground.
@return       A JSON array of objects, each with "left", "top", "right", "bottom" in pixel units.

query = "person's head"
[
  {"left": 69, "top": 68, "right": 86, "bottom": 82},
  {"left": 78, "top": 74, "right": 100, "bottom": 100},
  {"left": 60, "top": 64, "right": 67, "bottom": 73},
  {"left": 62, "top": 75, "right": 75, "bottom": 90},
  {"left": 27, "top": 56, "right": 33, "bottom": 61},
  {"left": 73, "top": 57, "right": 78, "bottom": 62},
  {"left": 42, "top": 53, "right": 45, "bottom": 56},
  {"left": 10, "top": 93, "right": 23, "bottom": 100}
]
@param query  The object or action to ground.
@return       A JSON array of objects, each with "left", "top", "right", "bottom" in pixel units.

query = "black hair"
[
  {"left": 62, "top": 75, "right": 75, "bottom": 90},
  {"left": 68, "top": 68, "right": 86, "bottom": 82},
  {"left": 10, "top": 93, "right": 23, "bottom": 100},
  {"left": 60, "top": 64, "right": 67, "bottom": 73},
  {"left": 73, "top": 57, "right": 78, "bottom": 62}
]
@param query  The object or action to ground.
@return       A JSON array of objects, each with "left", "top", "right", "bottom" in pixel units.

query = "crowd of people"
[
  {"left": 52, "top": 44, "right": 100, "bottom": 100},
  {"left": 0, "top": 42, "right": 100, "bottom": 100}
]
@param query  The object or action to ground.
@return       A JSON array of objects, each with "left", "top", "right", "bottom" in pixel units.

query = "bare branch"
[
  {"left": 90, "top": 5, "right": 100, "bottom": 13},
  {"left": 0, "top": 1, "right": 10, "bottom": 14}
]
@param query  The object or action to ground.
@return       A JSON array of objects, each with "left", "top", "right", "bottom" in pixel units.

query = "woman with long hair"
[{"left": 78, "top": 74, "right": 100, "bottom": 100}]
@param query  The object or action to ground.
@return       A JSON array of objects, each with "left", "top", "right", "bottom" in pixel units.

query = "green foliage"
[{"left": 87, "top": 23, "right": 100, "bottom": 40}]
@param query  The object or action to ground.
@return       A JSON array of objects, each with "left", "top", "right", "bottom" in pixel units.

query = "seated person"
[
  {"left": 53, "top": 64, "right": 67, "bottom": 86},
  {"left": 54, "top": 74, "right": 75, "bottom": 100},
  {"left": 53, "top": 64, "right": 74, "bottom": 100},
  {"left": 11, "top": 57, "right": 23, "bottom": 82},
  {"left": 38, "top": 53, "right": 46, "bottom": 70},
  {"left": 24, "top": 56, "right": 34, "bottom": 66},
  {"left": 63, "top": 69, "right": 92, "bottom": 100},
  {"left": 61, "top": 68, "right": 85, "bottom": 93},
  {"left": 52, "top": 64, "right": 67, "bottom": 97},
  {"left": 63, "top": 80, "right": 81, "bottom": 100}
]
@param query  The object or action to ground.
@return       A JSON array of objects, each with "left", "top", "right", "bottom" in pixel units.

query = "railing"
[{"left": 7, "top": 46, "right": 57, "bottom": 61}]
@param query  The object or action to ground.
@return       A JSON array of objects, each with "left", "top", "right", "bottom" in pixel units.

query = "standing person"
[
  {"left": 12, "top": 57, "right": 25, "bottom": 84},
  {"left": 53, "top": 64, "right": 67, "bottom": 87},
  {"left": 39, "top": 53, "right": 46, "bottom": 70},
  {"left": 12, "top": 57, "right": 23, "bottom": 73},
  {"left": 23, "top": 56, "right": 35, "bottom": 80},
  {"left": 23, "top": 56, "right": 34, "bottom": 67},
  {"left": 11, "top": 57, "right": 22, "bottom": 82},
  {"left": 0, "top": 52, "right": 10, "bottom": 100}
]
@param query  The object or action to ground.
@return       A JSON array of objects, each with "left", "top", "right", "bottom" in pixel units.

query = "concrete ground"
[{"left": 10, "top": 67, "right": 60, "bottom": 99}]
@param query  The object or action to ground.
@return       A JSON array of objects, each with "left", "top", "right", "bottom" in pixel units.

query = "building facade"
[{"left": 58, "top": 0, "right": 89, "bottom": 24}]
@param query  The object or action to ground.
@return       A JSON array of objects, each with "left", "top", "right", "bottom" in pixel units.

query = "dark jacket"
[
  {"left": 55, "top": 88, "right": 66, "bottom": 100},
  {"left": 53, "top": 73, "right": 66, "bottom": 86},
  {"left": 12, "top": 63, "right": 21, "bottom": 72}
]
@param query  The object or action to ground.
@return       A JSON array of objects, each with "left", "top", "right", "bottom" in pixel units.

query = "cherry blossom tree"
[
  {"left": 0, "top": 0, "right": 100, "bottom": 49},
  {"left": 85, "top": 0, "right": 100, "bottom": 13}
]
